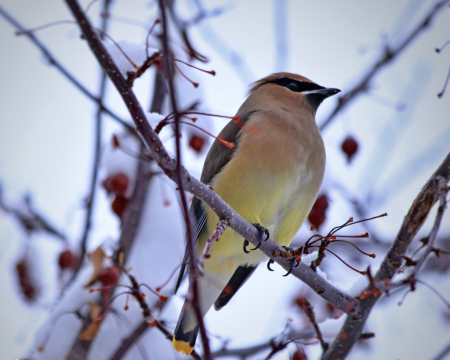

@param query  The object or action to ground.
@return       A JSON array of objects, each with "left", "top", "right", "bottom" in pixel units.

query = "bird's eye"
[{"left": 287, "top": 83, "right": 298, "bottom": 91}]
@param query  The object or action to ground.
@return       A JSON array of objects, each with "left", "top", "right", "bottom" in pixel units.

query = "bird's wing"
[
  {"left": 174, "top": 111, "right": 258, "bottom": 294},
  {"left": 214, "top": 265, "right": 256, "bottom": 310}
]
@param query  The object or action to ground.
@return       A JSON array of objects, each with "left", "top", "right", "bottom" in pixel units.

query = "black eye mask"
[{"left": 267, "top": 77, "right": 325, "bottom": 93}]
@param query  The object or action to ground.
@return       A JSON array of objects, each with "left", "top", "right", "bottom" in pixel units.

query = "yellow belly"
[
  {"left": 198, "top": 166, "right": 318, "bottom": 274},
  {"left": 197, "top": 113, "right": 325, "bottom": 275}
]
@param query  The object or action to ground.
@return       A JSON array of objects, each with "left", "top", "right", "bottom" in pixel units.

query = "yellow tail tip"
[{"left": 173, "top": 336, "right": 194, "bottom": 355}]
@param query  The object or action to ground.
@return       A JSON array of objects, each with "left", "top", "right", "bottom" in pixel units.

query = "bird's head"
[{"left": 247, "top": 72, "right": 340, "bottom": 115}]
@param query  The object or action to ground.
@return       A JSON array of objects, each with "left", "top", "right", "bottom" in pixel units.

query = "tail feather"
[
  {"left": 173, "top": 325, "right": 199, "bottom": 355},
  {"left": 173, "top": 271, "right": 228, "bottom": 354}
]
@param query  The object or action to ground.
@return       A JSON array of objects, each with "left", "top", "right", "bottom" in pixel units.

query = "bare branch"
[
  {"left": 0, "top": 4, "right": 133, "bottom": 131},
  {"left": 322, "top": 151, "right": 450, "bottom": 360},
  {"left": 211, "top": 329, "right": 315, "bottom": 359},
  {"left": 319, "top": 0, "right": 450, "bottom": 131}
]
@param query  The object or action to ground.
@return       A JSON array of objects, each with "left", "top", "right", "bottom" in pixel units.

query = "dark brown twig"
[
  {"left": 302, "top": 299, "right": 328, "bottom": 352},
  {"left": 68, "top": 4, "right": 112, "bottom": 286},
  {"left": 110, "top": 320, "right": 149, "bottom": 360},
  {"left": 158, "top": 1, "right": 212, "bottom": 358},
  {"left": 319, "top": 0, "right": 450, "bottom": 131},
  {"left": 0, "top": 186, "right": 66, "bottom": 240}
]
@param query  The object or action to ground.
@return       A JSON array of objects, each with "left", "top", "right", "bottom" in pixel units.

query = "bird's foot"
[
  {"left": 243, "top": 223, "right": 270, "bottom": 253},
  {"left": 281, "top": 246, "right": 300, "bottom": 277}
]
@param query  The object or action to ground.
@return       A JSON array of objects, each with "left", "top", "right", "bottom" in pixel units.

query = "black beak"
[
  {"left": 309, "top": 88, "right": 341, "bottom": 98},
  {"left": 305, "top": 87, "right": 341, "bottom": 109}
]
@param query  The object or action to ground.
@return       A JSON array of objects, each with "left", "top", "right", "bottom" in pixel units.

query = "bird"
[{"left": 172, "top": 72, "right": 340, "bottom": 355}]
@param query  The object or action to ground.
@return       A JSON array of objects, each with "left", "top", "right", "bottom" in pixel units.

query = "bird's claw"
[
  {"left": 282, "top": 246, "right": 300, "bottom": 277},
  {"left": 253, "top": 223, "right": 270, "bottom": 241},
  {"left": 267, "top": 259, "right": 275, "bottom": 271},
  {"left": 243, "top": 224, "right": 269, "bottom": 253},
  {"left": 243, "top": 239, "right": 251, "bottom": 254}
]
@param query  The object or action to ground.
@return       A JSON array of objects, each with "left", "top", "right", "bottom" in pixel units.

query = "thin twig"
[
  {"left": 432, "top": 339, "right": 450, "bottom": 360},
  {"left": 68, "top": 6, "right": 111, "bottom": 287},
  {"left": 0, "top": 186, "right": 66, "bottom": 240},
  {"left": 0, "top": 4, "right": 133, "bottom": 131},
  {"left": 303, "top": 299, "right": 328, "bottom": 352},
  {"left": 319, "top": 0, "right": 450, "bottom": 131},
  {"left": 211, "top": 329, "right": 315, "bottom": 358},
  {"left": 411, "top": 176, "right": 448, "bottom": 276},
  {"left": 198, "top": 219, "right": 231, "bottom": 267}
]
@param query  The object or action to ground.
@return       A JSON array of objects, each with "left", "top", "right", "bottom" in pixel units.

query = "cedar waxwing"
[{"left": 173, "top": 72, "right": 340, "bottom": 355}]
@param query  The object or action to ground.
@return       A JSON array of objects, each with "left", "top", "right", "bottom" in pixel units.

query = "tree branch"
[
  {"left": 319, "top": 0, "right": 450, "bottom": 131},
  {"left": 322, "top": 151, "right": 450, "bottom": 360}
]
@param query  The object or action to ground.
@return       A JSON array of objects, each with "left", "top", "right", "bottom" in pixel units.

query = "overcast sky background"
[{"left": 0, "top": 0, "right": 450, "bottom": 359}]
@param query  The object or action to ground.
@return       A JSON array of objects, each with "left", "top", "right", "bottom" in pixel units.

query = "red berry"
[
  {"left": 58, "top": 250, "right": 79, "bottom": 269},
  {"left": 15, "top": 259, "right": 37, "bottom": 301},
  {"left": 341, "top": 135, "right": 358, "bottom": 163},
  {"left": 16, "top": 261, "right": 27, "bottom": 277},
  {"left": 189, "top": 135, "right": 206, "bottom": 153},
  {"left": 294, "top": 296, "right": 307, "bottom": 310},
  {"left": 293, "top": 350, "right": 307, "bottom": 360},
  {"left": 22, "top": 283, "right": 36, "bottom": 299},
  {"left": 102, "top": 173, "right": 129, "bottom": 196},
  {"left": 111, "top": 196, "right": 128, "bottom": 218},
  {"left": 98, "top": 266, "right": 120, "bottom": 286},
  {"left": 308, "top": 194, "right": 329, "bottom": 231}
]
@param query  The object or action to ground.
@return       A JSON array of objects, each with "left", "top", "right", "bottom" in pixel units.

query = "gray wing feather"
[{"left": 174, "top": 111, "right": 258, "bottom": 294}]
